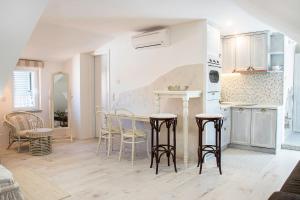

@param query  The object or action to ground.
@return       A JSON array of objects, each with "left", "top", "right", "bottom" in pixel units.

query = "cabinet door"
[
  {"left": 222, "top": 37, "right": 236, "bottom": 73},
  {"left": 251, "top": 109, "right": 276, "bottom": 148},
  {"left": 221, "top": 107, "right": 231, "bottom": 147},
  {"left": 207, "top": 25, "right": 221, "bottom": 57},
  {"left": 251, "top": 33, "right": 268, "bottom": 70},
  {"left": 236, "top": 35, "right": 251, "bottom": 70},
  {"left": 231, "top": 108, "right": 251, "bottom": 145}
]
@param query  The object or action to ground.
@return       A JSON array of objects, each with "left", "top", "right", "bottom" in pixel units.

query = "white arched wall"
[{"left": 233, "top": 0, "right": 300, "bottom": 43}]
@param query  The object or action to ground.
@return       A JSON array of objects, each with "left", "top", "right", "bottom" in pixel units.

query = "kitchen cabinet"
[
  {"left": 207, "top": 24, "right": 221, "bottom": 58},
  {"left": 231, "top": 107, "right": 278, "bottom": 150},
  {"left": 221, "top": 106, "right": 231, "bottom": 148},
  {"left": 222, "top": 37, "right": 236, "bottom": 73},
  {"left": 251, "top": 33, "right": 268, "bottom": 70},
  {"left": 251, "top": 108, "right": 276, "bottom": 148},
  {"left": 236, "top": 35, "right": 251, "bottom": 70},
  {"left": 222, "top": 31, "right": 270, "bottom": 72},
  {"left": 231, "top": 108, "right": 251, "bottom": 145}
]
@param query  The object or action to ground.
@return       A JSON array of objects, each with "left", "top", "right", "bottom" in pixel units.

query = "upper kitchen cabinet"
[
  {"left": 222, "top": 31, "right": 268, "bottom": 73},
  {"left": 251, "top": 33, "right": 268, "bottom": 70},
  {"left": 222, "top": 37, "right": 236, "bottom": 73},
  {"left": 207, "top": 24, "right": 221, "bottom": 58},
  {"left": 236, "top": 35, "right": 251, "bottom": 71}
]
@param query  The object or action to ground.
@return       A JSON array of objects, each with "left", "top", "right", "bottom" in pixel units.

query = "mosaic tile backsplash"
[{"left": 221, "top": 72, "right": 283, "bottom": 105}]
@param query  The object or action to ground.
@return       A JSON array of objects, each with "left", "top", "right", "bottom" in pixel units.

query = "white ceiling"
[{"left": 22, "top": 0, "right": 299, "bottom": 62}]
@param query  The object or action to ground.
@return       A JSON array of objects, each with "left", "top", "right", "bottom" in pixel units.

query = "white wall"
[
  {"left": 92, "top": 21, "right": 208, "bottom": 160},
  {"left": 95, "top": 20, "right": 207, "bottom": 105},
  {"left": 0, "top": 0, "right": 48, "bottom": 96},
  {"left": 64, "top": 53, "right": 95, "bottom": 139},
  {"left": 63, "top": 55, "right": 80, "bottom": 138}
]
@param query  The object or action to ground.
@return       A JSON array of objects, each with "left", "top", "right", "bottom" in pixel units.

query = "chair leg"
[
  {"left": 119, "top": 137, "right": 123, "bottom": 161},
  {"left": 7, "top": 140, "right": 15, "bottom": 150},
  {"left": 18, "top": 141, "right": 21, "bottom": 153},
  {"left": 107, "top": 133, "right": 111, "bottom": 157},
  {"left": 96, "top": 131, "right": 103, "bottom": 155},
  {"left": 146, "top": 136, "right": 150, "bottom": 158},
  {"left": 131, "top": 137, "right": 135, "bottom": 167}
]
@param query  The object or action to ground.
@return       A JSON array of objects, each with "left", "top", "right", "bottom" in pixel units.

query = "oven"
[{"left": 207, "top": 57, "right": 221, "bottom": 93}]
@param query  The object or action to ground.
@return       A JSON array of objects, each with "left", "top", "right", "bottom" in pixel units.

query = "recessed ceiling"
[{"left": 23, "top": 0, "right": 299, "bottom": 62}]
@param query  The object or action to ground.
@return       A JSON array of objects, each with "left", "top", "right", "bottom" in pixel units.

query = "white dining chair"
[
  {"left": 116, "top": 109, "right": 149, "bottom": 167},
  {"left": 96, "top": 110, "right": 120, "bottom": 157}
]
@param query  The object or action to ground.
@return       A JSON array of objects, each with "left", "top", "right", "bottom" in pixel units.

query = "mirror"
[{"left": 52, "top": 72, "right": 69, "bottom": 128}]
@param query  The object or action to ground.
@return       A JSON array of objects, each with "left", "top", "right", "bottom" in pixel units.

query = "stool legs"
[
  {"left": 167, "top": 125, "right": 170, "bottom": 167},
  {"left": 155, "top": 124, "right": 159, "bottom": 174},
  {"left": 150, "top": 122, "right": 154, "bottom": 169},
  {"left": 218, "top": 119, "right": 222, "bottom": 175},
  {"left": 150, "top": 118, "right": 177, "bottom": 174},
  {"left": 196, "top": 118, "right": 223, "bottom": 175},
  {"left": 173, "top": 120, "right": 177, "bottom": 173}
]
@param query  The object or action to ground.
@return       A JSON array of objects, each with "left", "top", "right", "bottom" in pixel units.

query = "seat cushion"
[
  {"left": 281, "top": 161, "right": 300, "bottom": 195},
  {"left": 123, "top": 129, "right": 146, "bottom": 138},
  {"left": 9, "top": 115, "right": 31, "bottom": 131},
  {"left": 269, "top": 192, "right": 300, "bottom": 200},
  {"left": 0, "top": 165, "right": 14, "bottom": 188}
]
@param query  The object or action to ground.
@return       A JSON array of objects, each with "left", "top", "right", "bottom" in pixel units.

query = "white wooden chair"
[
  {"left": 3, "top": 112, "right": 44, "bottom": 152},
  {"left": 117, "top": 109, "right": 149, "bottom": 166},
  {"left": 96, "top": 110, "right": 120, "bottom": 157}
]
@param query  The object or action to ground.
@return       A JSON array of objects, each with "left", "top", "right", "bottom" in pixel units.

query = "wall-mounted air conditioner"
[{"left": 132, "top": 29, "right": 170, "bottom": 50}]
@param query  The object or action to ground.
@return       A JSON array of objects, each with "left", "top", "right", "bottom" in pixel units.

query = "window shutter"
[{"left": 13, "top": 71, "right": 35, "bottom": 108}]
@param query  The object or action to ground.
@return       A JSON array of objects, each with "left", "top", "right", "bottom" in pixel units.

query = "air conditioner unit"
[{"left": 132, "top": 29, "right": 170, "bottom": 50}]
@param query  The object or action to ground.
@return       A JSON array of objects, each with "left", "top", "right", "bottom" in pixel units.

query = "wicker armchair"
[{"left": 3, "top": 112, "right": 44, "bottom": 152}]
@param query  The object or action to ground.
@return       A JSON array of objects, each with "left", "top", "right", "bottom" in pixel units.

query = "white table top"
[{"left": 154, "top": 90, "right": 202, "bottom": 98}]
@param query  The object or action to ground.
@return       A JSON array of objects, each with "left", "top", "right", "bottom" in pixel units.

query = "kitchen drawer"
[{"left": 207, "top": 91, "right": 220, "bottom": 101}]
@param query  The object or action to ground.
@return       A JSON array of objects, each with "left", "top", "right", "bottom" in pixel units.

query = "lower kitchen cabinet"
[
  {"left": 231, "top": 108, "right": 251, "bottom": 145},
  {"left": 251, "top": 108, "right": 276, "bottom": 148},
  {"left": 231, "top": 107, "right": 278, "bottom": 149},
  {"left": 221, "top": 106, "right": 231, "bottom": 148}
]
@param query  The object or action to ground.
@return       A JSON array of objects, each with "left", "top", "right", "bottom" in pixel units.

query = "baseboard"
[{"left": 228, "top": 144, "right": 276, "bottom": 154}]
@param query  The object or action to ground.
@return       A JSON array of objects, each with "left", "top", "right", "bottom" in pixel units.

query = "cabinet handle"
[
  {"left": 261, "top": 108, "right": 267, "bottom": 112},
  {"left": 239, "top": 108, "right": 244, "bottom": 111}
]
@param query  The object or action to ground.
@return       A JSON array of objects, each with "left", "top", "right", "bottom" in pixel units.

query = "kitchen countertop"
[{"left": 220, "top": 102, "right": 282, "bottom": 109}]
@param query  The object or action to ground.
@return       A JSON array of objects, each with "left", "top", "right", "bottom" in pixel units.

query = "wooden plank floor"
[{"left": 0, "top": 139, "right": 299, "bottom": 200}]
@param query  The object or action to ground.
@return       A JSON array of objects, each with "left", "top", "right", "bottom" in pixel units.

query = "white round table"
[{"left": 28, "top": 128, "right": 53, "bottom": 156}]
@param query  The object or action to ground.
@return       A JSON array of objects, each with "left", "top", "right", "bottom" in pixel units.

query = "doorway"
[{"left": 283, "top": 47, "right": 300, "bottom": 149}]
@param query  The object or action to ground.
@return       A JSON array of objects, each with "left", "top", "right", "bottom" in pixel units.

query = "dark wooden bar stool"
[
  {"left": 149, "top": 113, "right": 177, "bottom": 174},
  {"left": 195, "top": 114, "right": 223, "bottom": 175}
]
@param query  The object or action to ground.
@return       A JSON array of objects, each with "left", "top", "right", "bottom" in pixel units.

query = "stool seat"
[
  {"left": 195, "top": 113, "right": 223, "bottom": 119},
  {"left": 150, "top": 113, "right": 177, "bottom": 119}
]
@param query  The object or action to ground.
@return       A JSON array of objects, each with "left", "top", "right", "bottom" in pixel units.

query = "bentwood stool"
[
  {"left": 195, "top": 114, "right": 223, "bottom": 175},
  {"left": 149, "top": 113, "right": 177, "bottom": 174}
]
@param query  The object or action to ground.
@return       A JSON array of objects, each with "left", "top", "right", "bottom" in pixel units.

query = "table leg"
[
  {"left": 155, "top": 95, "right": 160, "bottom": 113},
  {"left": 182, "top": 97, "right": 189, "bottom": 168}
]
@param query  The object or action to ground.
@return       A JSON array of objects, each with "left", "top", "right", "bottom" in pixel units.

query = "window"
[{"left": 13, "top": 68, "right": 40, "bottom": 110}]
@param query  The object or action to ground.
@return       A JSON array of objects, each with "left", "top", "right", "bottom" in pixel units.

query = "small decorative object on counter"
[{"left": 167, "top": 85, "right": 189, "bottom": 91}]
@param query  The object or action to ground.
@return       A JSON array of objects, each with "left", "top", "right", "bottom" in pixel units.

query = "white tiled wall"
[{"left": 221, "top": 72, "right": 283, "bottom": 105}]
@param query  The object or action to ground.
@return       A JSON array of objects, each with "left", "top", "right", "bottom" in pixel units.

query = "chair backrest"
[
  {"left": 96, "top": 110, "right": 119, "bottom": 132},
  {"left": 115, "top": 108, "right": 136, "bottom": 134},
  {"left": 3, "top": 112, "right": 44, "bottom": 135}
]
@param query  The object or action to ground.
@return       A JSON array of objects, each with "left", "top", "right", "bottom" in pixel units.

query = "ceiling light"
[{"left": 225, "top": 20, "right": 233, "bottom": 27}]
